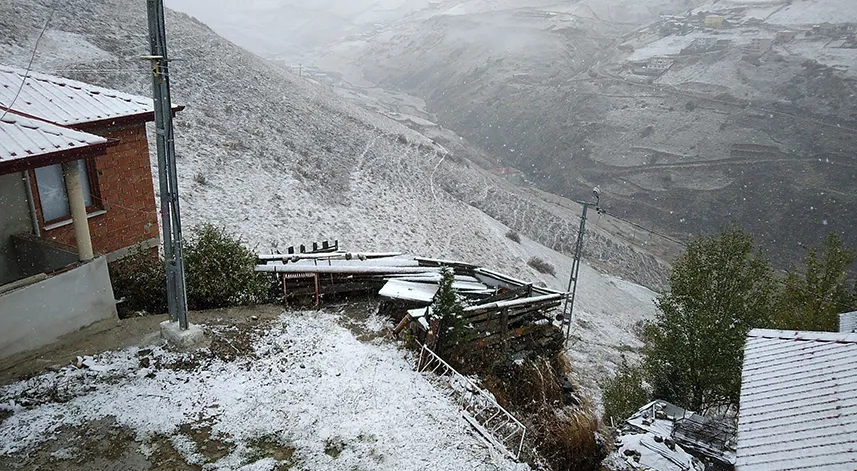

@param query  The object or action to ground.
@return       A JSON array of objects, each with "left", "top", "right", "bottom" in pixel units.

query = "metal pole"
[
  {"left": 157, "top": 0, "right": 189, "bottom": 326},
  {"left": 22, "top": 172, "right": 41, "bottom": 237},
  {"left": 563, "top": 201, "right": 595, "bottom": 344},
  {"left": 147, "top": 0, "right": 188, "bottom": 330}
]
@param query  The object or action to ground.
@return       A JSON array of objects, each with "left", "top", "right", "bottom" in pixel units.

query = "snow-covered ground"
[{"left": 0, "top": 310, "right": 528, "bottom": 470}]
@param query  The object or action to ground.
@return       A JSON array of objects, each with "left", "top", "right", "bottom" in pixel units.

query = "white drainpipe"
[{"left": 62, "top": 161, "right": 94, "bottom": 262}]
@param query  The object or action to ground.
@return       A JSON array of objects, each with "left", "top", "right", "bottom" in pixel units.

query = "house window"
[{"left": 34, "top": 159, "right": 97, "bottom": 223}]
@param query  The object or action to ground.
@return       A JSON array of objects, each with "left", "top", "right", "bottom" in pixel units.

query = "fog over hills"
[{"left": 166, "top": 0, "right": 857, "bottom": 269}]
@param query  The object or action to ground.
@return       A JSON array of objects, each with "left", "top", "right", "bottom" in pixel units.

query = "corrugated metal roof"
[
  {"left": 0, "top": 65, "right": 155, "bottom": 126},
  {"left": 736, "top": 329, "right": 857, "bottom": 470},
  {"left": 0, "top": 112, "right": 107, "bottom": 163},
  {"left": 840, "top": 311, "right": 857, "bottom": 333}
]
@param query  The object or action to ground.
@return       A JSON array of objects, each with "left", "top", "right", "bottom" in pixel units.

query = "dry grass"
[{"left": 458, "top": 352, "right": 607, "bottom": 471}]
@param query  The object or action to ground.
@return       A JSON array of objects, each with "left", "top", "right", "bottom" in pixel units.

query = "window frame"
[{"left": 32, "top": 158, "right": 103, "bottom": 227}]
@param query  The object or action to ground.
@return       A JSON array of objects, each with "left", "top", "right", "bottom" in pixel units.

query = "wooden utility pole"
[{"left": 146, "top": 0, "right": 189, "bottom": 330}]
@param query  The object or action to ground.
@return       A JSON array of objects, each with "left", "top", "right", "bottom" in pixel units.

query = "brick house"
[
  {"left": 0, "top": 66, "right": 180, "bottom": 266},
  {"left": 0, "top": 66, "right": 179, "bottom": 359}
]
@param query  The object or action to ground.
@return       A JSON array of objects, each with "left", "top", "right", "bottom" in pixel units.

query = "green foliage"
[
  {"left": 644, "top": 228, "right": 775, "bottom": 413},
  {"left": 109, "top": 245, "right": 167, "bottom": 317},
  {"left": 773, "top": 233, "right": 857, "bottom": 332},
  {"left": 602, "top": 357, "right": 650, "bottom": 424},
  {"left": 184, "top": 224, "right": 271, "bottom": 310},
  {"left": 110, "top": 224, "right": 273, "bottom": 316},
  {"left": 432, "top": 267, "right": 470, "bottom": 353}
]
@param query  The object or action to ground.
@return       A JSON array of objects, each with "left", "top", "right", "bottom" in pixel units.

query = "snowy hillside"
[
  {"left": 0, "top": 0, "right": 666, "bottom": 405},
  {"left": 277, "top": 0, "right": 857, "bottom": 272}
]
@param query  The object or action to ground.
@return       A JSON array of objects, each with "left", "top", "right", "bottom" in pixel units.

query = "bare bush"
[
  {"left": 528, "top": 257, "right": 556, "bottom": 276},
  {"left": 505, "top": 230, "right": 521, "bottom": 243}
]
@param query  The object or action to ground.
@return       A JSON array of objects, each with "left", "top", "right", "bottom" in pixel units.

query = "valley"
[{"left": 167, "top": 0, "right": 857, "bottom": 269}]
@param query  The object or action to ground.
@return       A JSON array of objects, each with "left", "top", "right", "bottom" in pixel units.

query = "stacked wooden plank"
[{"left": 256, "top": 247, "right": 567, "bottom": 352}]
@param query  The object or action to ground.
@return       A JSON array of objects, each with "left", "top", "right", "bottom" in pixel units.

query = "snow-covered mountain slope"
[
  {"left": 290, "top": 0, "right": 857, "bottom": 271},
  {"left": 0, "top": 0, "right": 662, "bottom": 400}
]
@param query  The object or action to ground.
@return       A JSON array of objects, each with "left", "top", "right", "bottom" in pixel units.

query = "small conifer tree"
[{"left": 433, "top": 267, "right": 470, "bottom": 353}]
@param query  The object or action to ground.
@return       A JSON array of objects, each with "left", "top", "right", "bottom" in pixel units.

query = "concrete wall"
[
  {"left": 0, "top": 256, "right": 118, "bottom": 359},
  {"left": 0, "top": 173, "right": 34, "bottom": 285}
]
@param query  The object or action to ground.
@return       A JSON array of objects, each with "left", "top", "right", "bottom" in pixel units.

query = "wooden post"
[
  {"left": 501, "top": 308, "right": 509, "bottom": 352},
  {"left": 426, "top": 317, "right": 441, "bottom": 350},
  {"left": 393, "top": 314, "right": 413, "bottom": 337},
  {"left": 282, "top": 274, "right": 289, "bottom": 305},
  {"left": 313, "top": 273, "right": 320, "bottom": 307}
]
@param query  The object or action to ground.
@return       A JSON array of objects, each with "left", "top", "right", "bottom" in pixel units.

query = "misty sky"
[
  {"left": 165, "top": 0, "right": 433, "bottom": 59},
  {"left": 164, "top": 0, "right": 691, "bottom": 60}
]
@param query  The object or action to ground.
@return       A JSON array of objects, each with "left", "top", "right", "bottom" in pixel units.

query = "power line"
[
  {"left": 0, "top": 0, "right": 60, "bottom": 121},
  {"left": 107, "top": 31, "right": 219, "bottom": 58},
  {"left": 598, "top": 208, "right": 688, "bottom": 247}
]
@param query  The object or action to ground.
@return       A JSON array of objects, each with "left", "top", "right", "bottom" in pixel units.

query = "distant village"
[{"left": 624, "top": 7, "right": 857, "bottom": 77}]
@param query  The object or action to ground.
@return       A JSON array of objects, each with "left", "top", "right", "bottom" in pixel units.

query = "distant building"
[
  {"left": 681, "top": 37, "right": 730, "bottom": 54},
  {"left": 814, "top": 22, "right": 838, "bottom": 36},
  {"left": 736, "top": 329, "right": 857, "bottom": 470},
  {"left": 840, "top": 310, "right": 857, "bottom": 333},
  {"left": 745, "top": 38, "right": 773, "bottom": 55},
  {"left": 704, "top": 15, "right": 724, "bottom": 28},
  {"left": 631, "top": 57, "right": 674, "bottom": 76},
  {"left": 775, "top": 30, "right": 796, "bottom": 44}
]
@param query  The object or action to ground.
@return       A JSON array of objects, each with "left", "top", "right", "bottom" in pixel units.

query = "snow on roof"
[
  {"left": 626, "top": 400, "right": 736, "bottom": 465},
  {"left": 736, "top": 328, "right": 857, "bottom": 470},
  {"left": 626, "top": 400, "right": 689, "bottom": 438},
  {"left": 840, "top": 311, "right": 857, "bottom": 333},
  {"left": 464, "top": 293, "right": 563, "bottom": 312},
  {"left": 473, "top": 268, "right": 565, "bottom": 296},
  {"left": 0, "top": 112, "right": 107, "bottom": 166},
  {"left": 0, "top": 66, "right": 156, "bottom": 126},
  {"left": 256, "top": 264, "right": 437, "bottom": 275},
  {"left": 379, "top": 280, "right": 439, "bottom": 303},
  {"left": 615, "top": 433, "right": 699, "bottom": 471},
  {"left": 261, "top": 255, "right": 420, "bottom": 268}
]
